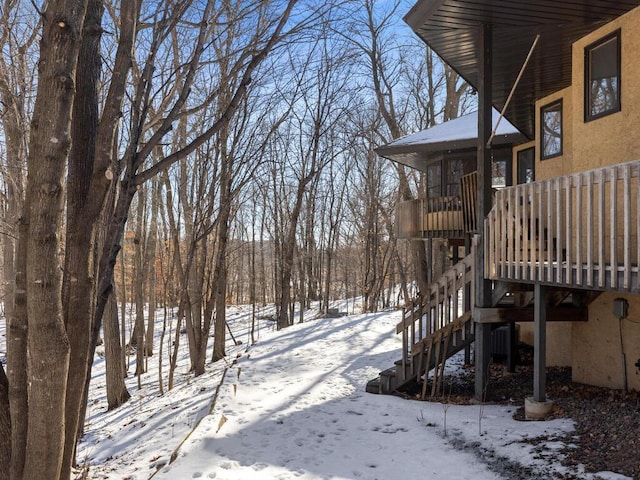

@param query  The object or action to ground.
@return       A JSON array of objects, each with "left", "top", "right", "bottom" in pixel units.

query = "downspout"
[{"left": 619, "top": 318, "right": 628, "bottom": 391}]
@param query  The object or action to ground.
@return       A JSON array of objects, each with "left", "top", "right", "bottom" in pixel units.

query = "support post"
[
  {"left": 474, "top": 22, "right": 494, "bottom": 401},
  {"left": 474, "top": 322, "right": 492, "bottom": 400},
  {"left": 507, "top": 321, "right": 517, "bottom": 373},
  {"left": 533, "top": 283, "right": 547, "bottom": 402},
  {"left": 427, "top": 237, "right": 433, "bottom": 284},
  {"left": 465, "top": 235, "right": 471, "bottom": 364}
]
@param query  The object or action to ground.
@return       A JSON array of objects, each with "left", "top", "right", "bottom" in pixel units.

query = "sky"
[{"left": 72, "top": 302, "right": 634, "bottom": 480}]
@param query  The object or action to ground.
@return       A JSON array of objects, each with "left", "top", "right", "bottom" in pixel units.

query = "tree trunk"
[
  {"left": 7, "top": 211, "right": 28, "bottom": 480},
  {"left": 0, "top": 365, "right": 10, "bottom": 480},
  {"left": 104, "top": 288, "right": 130, "bottom": 410},
  {"left": 134, "top": 195, "right": 146, "bottom": 378},
  {"left": 60, "top": 1, "right": 103, "bottom": 474},
  {"left": 211, "top": 153, "right": 233, "bottom": 363},
  {"left": 144, "top": 178, "right": 160, "bottom": 356},
  {"left": 0, "top": 9, "right": 29, "bottom": 478},
  {"left": 22, "top": 6, "right": 88, "bottom": 477},
  {"left": 277, "top": 180, "right": 309, "bottom": 329}
]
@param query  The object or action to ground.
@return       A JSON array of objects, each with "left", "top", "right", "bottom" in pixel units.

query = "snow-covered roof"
[{"left": 376, "top": 109, "right": 526, "bottom": 172}]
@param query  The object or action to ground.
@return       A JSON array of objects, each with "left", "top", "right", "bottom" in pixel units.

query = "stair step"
[
  {"left": 365, "top": 377, "right": 381, "bottom": 394},
  {"left": 380, "top": 367, "right": 396, "bottom": 377}
]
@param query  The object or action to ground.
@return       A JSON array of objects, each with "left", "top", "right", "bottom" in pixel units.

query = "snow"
[
  {"left": 71, "top": 305, "right": 631, "bottom": 479},
  {"left": 383, "top": 108, "right": 521, "bottom": 148}
]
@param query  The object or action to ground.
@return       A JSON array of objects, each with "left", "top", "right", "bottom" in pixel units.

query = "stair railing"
[{"left": 396, "top": 248, "right": 475, "bottom": 381}]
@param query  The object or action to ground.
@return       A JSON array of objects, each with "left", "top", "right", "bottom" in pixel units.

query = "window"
[
  {"left": 541, "top": 100, "right": 562, "bottom": 159},
  {"left": 426, "top": 163, "right": 441, "bottom": 198},
  {"left": 517, "top": 147, "right": 535, "bottom": 184},
  {"left": 445, "top": 157, "right": 474, "bottom": 196},
  {"left": 492, "top": 159, "right": 508, "bottom": 188},
  {"left": 585, "top": 30, "right": 620, "bottom": 121},
  {"left": 426, "top": 157, "right": 474, "bottom": 198}
]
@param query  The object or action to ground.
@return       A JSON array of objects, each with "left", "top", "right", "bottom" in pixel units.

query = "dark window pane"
[
  {"left": 586, "top": 32, "right": 620, "bottom": 120},
  {"left": 492, "top": 159, "right": 507, "bottom": 188},
  {"left": 445, "top": 157, "right": 474, "bottom": 196},
  {"left": 517, "top": 147, "right": 535, "bottom": 184},
  {"left": 541, "top": 100, "right": 562, "bottom": 159},
  {"left": 427, "top": 164, "right": 441, "bottom": 198}
]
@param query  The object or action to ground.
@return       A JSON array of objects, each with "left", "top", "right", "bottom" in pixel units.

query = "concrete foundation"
[{"left": 524, "top": 396, "right": 554, "bottom": 420}]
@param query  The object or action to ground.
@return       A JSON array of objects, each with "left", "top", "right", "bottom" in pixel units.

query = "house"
[{"left": 371, "top": 0, "right": 640, "bottom": 411}]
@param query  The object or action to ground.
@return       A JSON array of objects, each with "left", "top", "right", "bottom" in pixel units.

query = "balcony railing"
[
  {"left": 485, "top": 160, "right": 640, "bottom": 293},
  {"left": 395, "top": 196, "right": 465, "bottom": 240}
]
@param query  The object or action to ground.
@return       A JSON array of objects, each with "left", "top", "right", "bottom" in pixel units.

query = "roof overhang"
[
  {"left": 405, "top": 0, "right": 640, "bottom": 138},
  {"left": 376, "top": 109, "right": 526, "bottom": 171}
]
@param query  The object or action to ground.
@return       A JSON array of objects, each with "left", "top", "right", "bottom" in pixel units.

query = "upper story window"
[
  {"left": 445, "top": 157, "right": 474, "bottom": 196},
  {"left": 541, "top": 100, "right": 562, "bottom": 160},
  {"left": 585, "top": 30, "right": 621, "bottom": 121},
  {"left": 517, "top": 147, "right": 535, "bottom": 184},
  {"left": 492, "top": 159, "right": 508, "bottom": 188},
  {"left": 426, "top": 163, "right": 442, "bottom": 199},
  {"left": 426, "top": 152, "right": 511, "bottom": 197}
]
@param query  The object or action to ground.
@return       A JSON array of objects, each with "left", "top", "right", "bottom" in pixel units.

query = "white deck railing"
[{"left": 485, "top": 160, "right": 640, "bottom": 292}]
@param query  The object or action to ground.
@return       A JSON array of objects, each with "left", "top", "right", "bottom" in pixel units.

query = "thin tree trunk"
[
  {"left": 211, "top": 166, "right": 233, "bottom": 363},
  {"left": 0, "top": 15, "right": 29, "bottom": 480},
  {"left": 104, "top": 288, "right": 130, "bottom": 410},
  {"left": 168, "top": 300, "right": 184, "bottom": 391},
  {"left": 134, "top": 195, "right": 146, "bottom": 379},
  {"left": 0, "top": 365, "right": 10, "bottom": 478},
  {"left": 277, "top": 183, "right": 308, "bottom": 329},
  {"left": 120, "top": 247, "right": 128, "bottom": 373},
  {"left": 7, "top": 204, "right": 28, "bottom": 480},
  {"left": 145, "top": 178, "right": 160, "bottom": 356},
  {"left": 60, "top": 1, "right": 102, "bottom": 474}
]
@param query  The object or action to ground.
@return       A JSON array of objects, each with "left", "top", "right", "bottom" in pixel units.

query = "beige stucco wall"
[
  {"left": 572, "top": 293, "right": 640, "bottom": 391},
  {"left": 532, "top": 7, "right": 640, "bottom": 179},
  {"left": 518, "top": 322, "right": 572, "bottom": 367},
  {"left": 567, "top": 8, "right": 640, "bottom": 391},
  {"left": 571, "top": 8, "right": 640, "bottom": 172},
  {"left": 522, "top": 7, "right": 640, "bottom": 391}
]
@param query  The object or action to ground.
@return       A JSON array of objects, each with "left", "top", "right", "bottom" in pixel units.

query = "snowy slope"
[{"left": 75, "top": 306, "right": 629, "bottom": 480}]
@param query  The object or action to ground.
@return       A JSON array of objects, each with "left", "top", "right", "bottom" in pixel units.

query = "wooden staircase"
[
  {"left": 367, "top": 251, "right": 475, "bottom": 398},
  {"left": 366, "top": 247, "right": 598, "bottom": 398}
]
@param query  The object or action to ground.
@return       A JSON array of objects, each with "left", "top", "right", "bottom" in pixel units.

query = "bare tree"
[
  {"left": 0, "top": 5, "right": 37, "bottom": 478},
  {"left": 19, "top": 1, "right": 88, "bottom": 477},
  {"left": 0, "top": 0, "right": 314, "bottom": 478},
  {"left": 270, "top": 30, "right": 351, "bottom": 328},
  {"left": 103, "top": 288, "right": 130, "bottom": 409}
]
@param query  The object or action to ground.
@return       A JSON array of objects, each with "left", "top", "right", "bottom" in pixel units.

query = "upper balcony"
[
  {"left": 396, "top": 172, "right": 478, "bottom": 243},
  {"left": 396, "top": 196, "right": 464, "bottom": 240},
  {"left": 485, "top": 159, "right": 640, "bottom": 293}
]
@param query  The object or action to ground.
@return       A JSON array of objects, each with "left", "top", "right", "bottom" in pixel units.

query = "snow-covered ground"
[{"left": 55, "top": 303, "right": 631, "bottom": 479}]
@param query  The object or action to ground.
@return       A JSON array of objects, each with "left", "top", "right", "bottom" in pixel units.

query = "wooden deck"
[
  {"left": 370, "top": 161, "right": 640, "bottom": 397},
  {"left": 395, "top": 195, "right": 465, "bottom": 240},
  {"left": 485, "top": 160, "right": 640, "bottom": 293}
]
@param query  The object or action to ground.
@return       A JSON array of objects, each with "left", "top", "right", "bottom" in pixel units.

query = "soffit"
[{"left": 405, "top": 0, "right": 640, "bottom": 138}]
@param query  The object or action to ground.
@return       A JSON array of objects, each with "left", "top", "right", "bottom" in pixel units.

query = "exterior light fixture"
[{"left": 613, "top": 297, "right": 628, "bottom": 320}]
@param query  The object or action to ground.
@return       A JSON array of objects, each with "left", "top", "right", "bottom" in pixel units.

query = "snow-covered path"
[{"left": 152, "top": 313, "right": 576, "bottom": 480}]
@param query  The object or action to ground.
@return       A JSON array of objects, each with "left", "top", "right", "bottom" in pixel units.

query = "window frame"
[
  {"left": 517, "top": 147, "right": 535, "bottom": 184},
  {"left": 540, "top": 99, "right": 563, "bottom": 160},
  {"left": 584, "top": 29, "right": 621, "bottom": 122}
]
